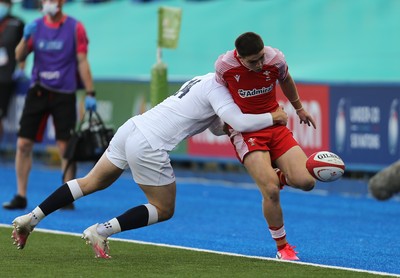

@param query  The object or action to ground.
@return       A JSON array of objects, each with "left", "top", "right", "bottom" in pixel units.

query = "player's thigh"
[
  {"left": 125, "top": 127, "right": 175, "bottom": 187},
  {"left": 243, "top": 150, "right": 280, "bottom": 192},
  {"left": 79, "top": 120, "right": 135, "bottom": 193},
  {"left": 275, "top": 145, "right": 314, "bottom": 188},
  {"left": 105, "top": 119, "right": 134, "bottom": 170}
]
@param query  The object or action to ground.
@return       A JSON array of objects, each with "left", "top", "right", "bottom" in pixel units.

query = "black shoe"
[
  {"left": 60, "top": 203, "right": 75, "bottom": 210},
  {"left": 3, "top": 195, "right": 27, "bottom": 210}
]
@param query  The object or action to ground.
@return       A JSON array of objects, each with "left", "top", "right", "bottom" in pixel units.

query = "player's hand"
[
  {"left": 223, "top": 123, "right": 232, "bottom": 136},
  {"left": 23, "top": 21, "right": 37, "bottom": 40},
  {"left": 85, "top": 95, "right": 97, "bottom": 112},
  {"left": 296, "top": 108, "right": 316, "bottom": 129},
  {"left": 272, "top": 106, "right": 288, "bottom": 126},
  {"left": 12, "top": 68, "right": 27, "bottom": 81}
]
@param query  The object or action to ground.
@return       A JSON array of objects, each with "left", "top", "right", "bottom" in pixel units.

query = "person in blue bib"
[{"left": 3, "top": 0, "right": 97, "bottom": 210}]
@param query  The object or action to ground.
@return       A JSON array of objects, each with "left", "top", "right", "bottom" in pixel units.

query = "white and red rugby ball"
[{"left": 306, "top": 151, "right": 345, "bottom": 182}]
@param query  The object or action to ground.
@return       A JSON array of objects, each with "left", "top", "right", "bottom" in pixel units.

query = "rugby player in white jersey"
[{"left": 10, "top": 73, "right": 287, "bottom": 259}]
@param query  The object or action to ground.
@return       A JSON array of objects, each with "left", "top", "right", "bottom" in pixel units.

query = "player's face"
[
  {"left": 41, "top": 0, "right": 64, "bottom": 17},
  {"left": 41, "top": 0, "right": 64, "bottom": 6},
  {"left": 238, "top": 49, "right": 265, "bottom": 72}
]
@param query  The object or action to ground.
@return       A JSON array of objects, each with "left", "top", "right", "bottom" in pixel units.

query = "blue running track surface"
[{"left": 1, "top": 163, "right": 399, "bottom": 275}]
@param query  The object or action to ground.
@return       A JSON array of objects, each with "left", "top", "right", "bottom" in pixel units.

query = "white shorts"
[{"left": 106, "top": 119, "right": 175, "bottom": 186}]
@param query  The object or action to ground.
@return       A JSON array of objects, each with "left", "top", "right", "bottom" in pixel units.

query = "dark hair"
[
  {"left": 0, "top": 0, "right": 12, "bottom": 4},
  {"left": 235, "top": 32, "right": 264, "bottom": 57}
]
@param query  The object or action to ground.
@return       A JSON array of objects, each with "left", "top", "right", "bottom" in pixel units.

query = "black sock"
[
  {"left": 38, "top": 184, "right": 74, "bottom": 215},
  {"left": 116, "top": 205, "right": 150, "bottom": 231}
]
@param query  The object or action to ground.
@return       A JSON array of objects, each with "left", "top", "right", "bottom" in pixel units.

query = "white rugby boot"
[
  {"left": 12, "top": 214, "right": 35, "bottom": 249},
  {"left": 82, "top": 223, "right": 111, "bottom": 259}
]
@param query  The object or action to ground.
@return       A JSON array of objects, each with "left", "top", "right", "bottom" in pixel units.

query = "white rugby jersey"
[{"left": 132, "top": 73, "right": 272, "bottom": 151}]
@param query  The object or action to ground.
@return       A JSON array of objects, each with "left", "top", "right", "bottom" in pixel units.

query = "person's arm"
[
  {"left": 219, "top": 105, "right": 287, "bottom": 133},
  {"left": 15, "top": 21, "right": 36, "bottom": 62},
  {"left": 77, "top": 52, "right": 97, "bottom": 111},
  {"left": 76, "top": 22, "right": 93, "bottom": 92},
  {"left": 75, "top": 22, "right": 96, "bottom": 111},
  {"left": 208, "top": 117, "right": 226, "bottom": 136},
  {"left": 15, "top": 39, "right": 30, "bottom": 62},
  {"left": 209, "top": 85, "right": 288, "bottom": 133},
  {"left": 12, "top": 60, "right": 27, "bottom": 81},
  {"left": 77, "top": 52, "right": 94, "bottom": 93},
  {"left": 17, "top": 60, "right": 25, "bottom": 70},
  {"left": 209, "top": 106, "right": 287, "bottom": 136},
  {"left": 279, "top": 72, "right": 316, "bottom": 129}
]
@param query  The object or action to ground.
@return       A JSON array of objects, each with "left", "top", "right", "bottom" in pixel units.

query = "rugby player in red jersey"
[{"left": 215, "top": 32, "right": 317, "bottom": 260}]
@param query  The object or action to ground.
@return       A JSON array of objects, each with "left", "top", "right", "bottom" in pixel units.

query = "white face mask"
[{"left": 42, "top": 2, "right": 59, "bottom": 16}]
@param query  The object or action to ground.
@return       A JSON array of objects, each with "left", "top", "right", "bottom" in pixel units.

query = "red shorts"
[{"left": 230, "top": 125, "right": 299, "bottom": 163}]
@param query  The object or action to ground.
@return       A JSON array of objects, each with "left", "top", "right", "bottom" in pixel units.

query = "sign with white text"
[{"left": 330, "top": 85, "right": 400, "bottom": 170}]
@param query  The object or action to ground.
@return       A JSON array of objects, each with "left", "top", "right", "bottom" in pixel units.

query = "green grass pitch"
[{"left": 0, "top": 227, "right": 393, "bottom": 278}]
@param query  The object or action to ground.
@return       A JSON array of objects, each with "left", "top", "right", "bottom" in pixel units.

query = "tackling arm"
[
  {"left": 209, "top": 107, "right": 287, "bottom": 136},
  {"left": 208, "top": 117, "right": 226, "bottom": 136},
  {"left": 209, "top": 82, "right": 288, "bottom": 134},
  {"left": 218, "top": 105, "right": 288, "bottom": 133}
]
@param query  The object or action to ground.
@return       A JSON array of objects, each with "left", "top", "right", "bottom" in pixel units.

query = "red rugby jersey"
[{"left": 215, "top": 46, "right": 288, "bottom": 114}]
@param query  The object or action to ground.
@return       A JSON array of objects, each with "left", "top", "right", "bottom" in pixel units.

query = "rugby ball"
[{"left": 306, "top": 151, "right": 345, "bottom": 182}]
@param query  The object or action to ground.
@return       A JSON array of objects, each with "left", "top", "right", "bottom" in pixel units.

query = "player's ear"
[{"left": 235, "top": 49, "right": 242, "bottom": 58}]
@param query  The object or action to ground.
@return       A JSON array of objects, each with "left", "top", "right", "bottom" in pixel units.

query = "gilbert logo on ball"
[{"left": 306, "top": 151, "right": 345, "bottom": 182}]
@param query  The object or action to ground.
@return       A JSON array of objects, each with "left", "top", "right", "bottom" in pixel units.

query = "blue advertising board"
[
  {"left": 3, "top": 80, "right": 399, "bottom": 174},
  {"left": 330, "top": 85, "right": 400, "bottom": 171}
]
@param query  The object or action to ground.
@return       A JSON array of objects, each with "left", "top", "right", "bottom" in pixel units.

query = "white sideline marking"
[{"left": 1, "top": 223, "right": 399, "bottom": 277}]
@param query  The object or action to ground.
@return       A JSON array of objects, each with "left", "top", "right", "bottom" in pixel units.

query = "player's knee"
[
  {"left": 296, "top": 175, "right": 315, "bottom": 191},
  {"left": 164, "top": 207, "right": 175, "bottom": 220},
  {"left": 75, "top": 177, "right": 91, "bottom": 195},
  {"left": 158, "top": 205, "right": 175, "bottom": 222},
  {"left": 263, "top": 183, "right": 281, "bottom": 203},
  {"left": 16, "top": 139, "right": 33, "bottom": 155}
]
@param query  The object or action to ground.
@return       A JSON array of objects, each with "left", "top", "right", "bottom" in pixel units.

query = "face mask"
[
  {"left": 0, "top": 3, "right": 10, "bottom": 20},
  {"left": 42, "top": 2, "right": 59, "bottom": 16}
]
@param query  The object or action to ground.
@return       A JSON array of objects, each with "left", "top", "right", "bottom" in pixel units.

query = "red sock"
[
  {"left": 269, "top": 225, "right": 287, "bottom": 248},
  {"left": 277, "top": 243, "right": 288, "bottom": 250}
]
